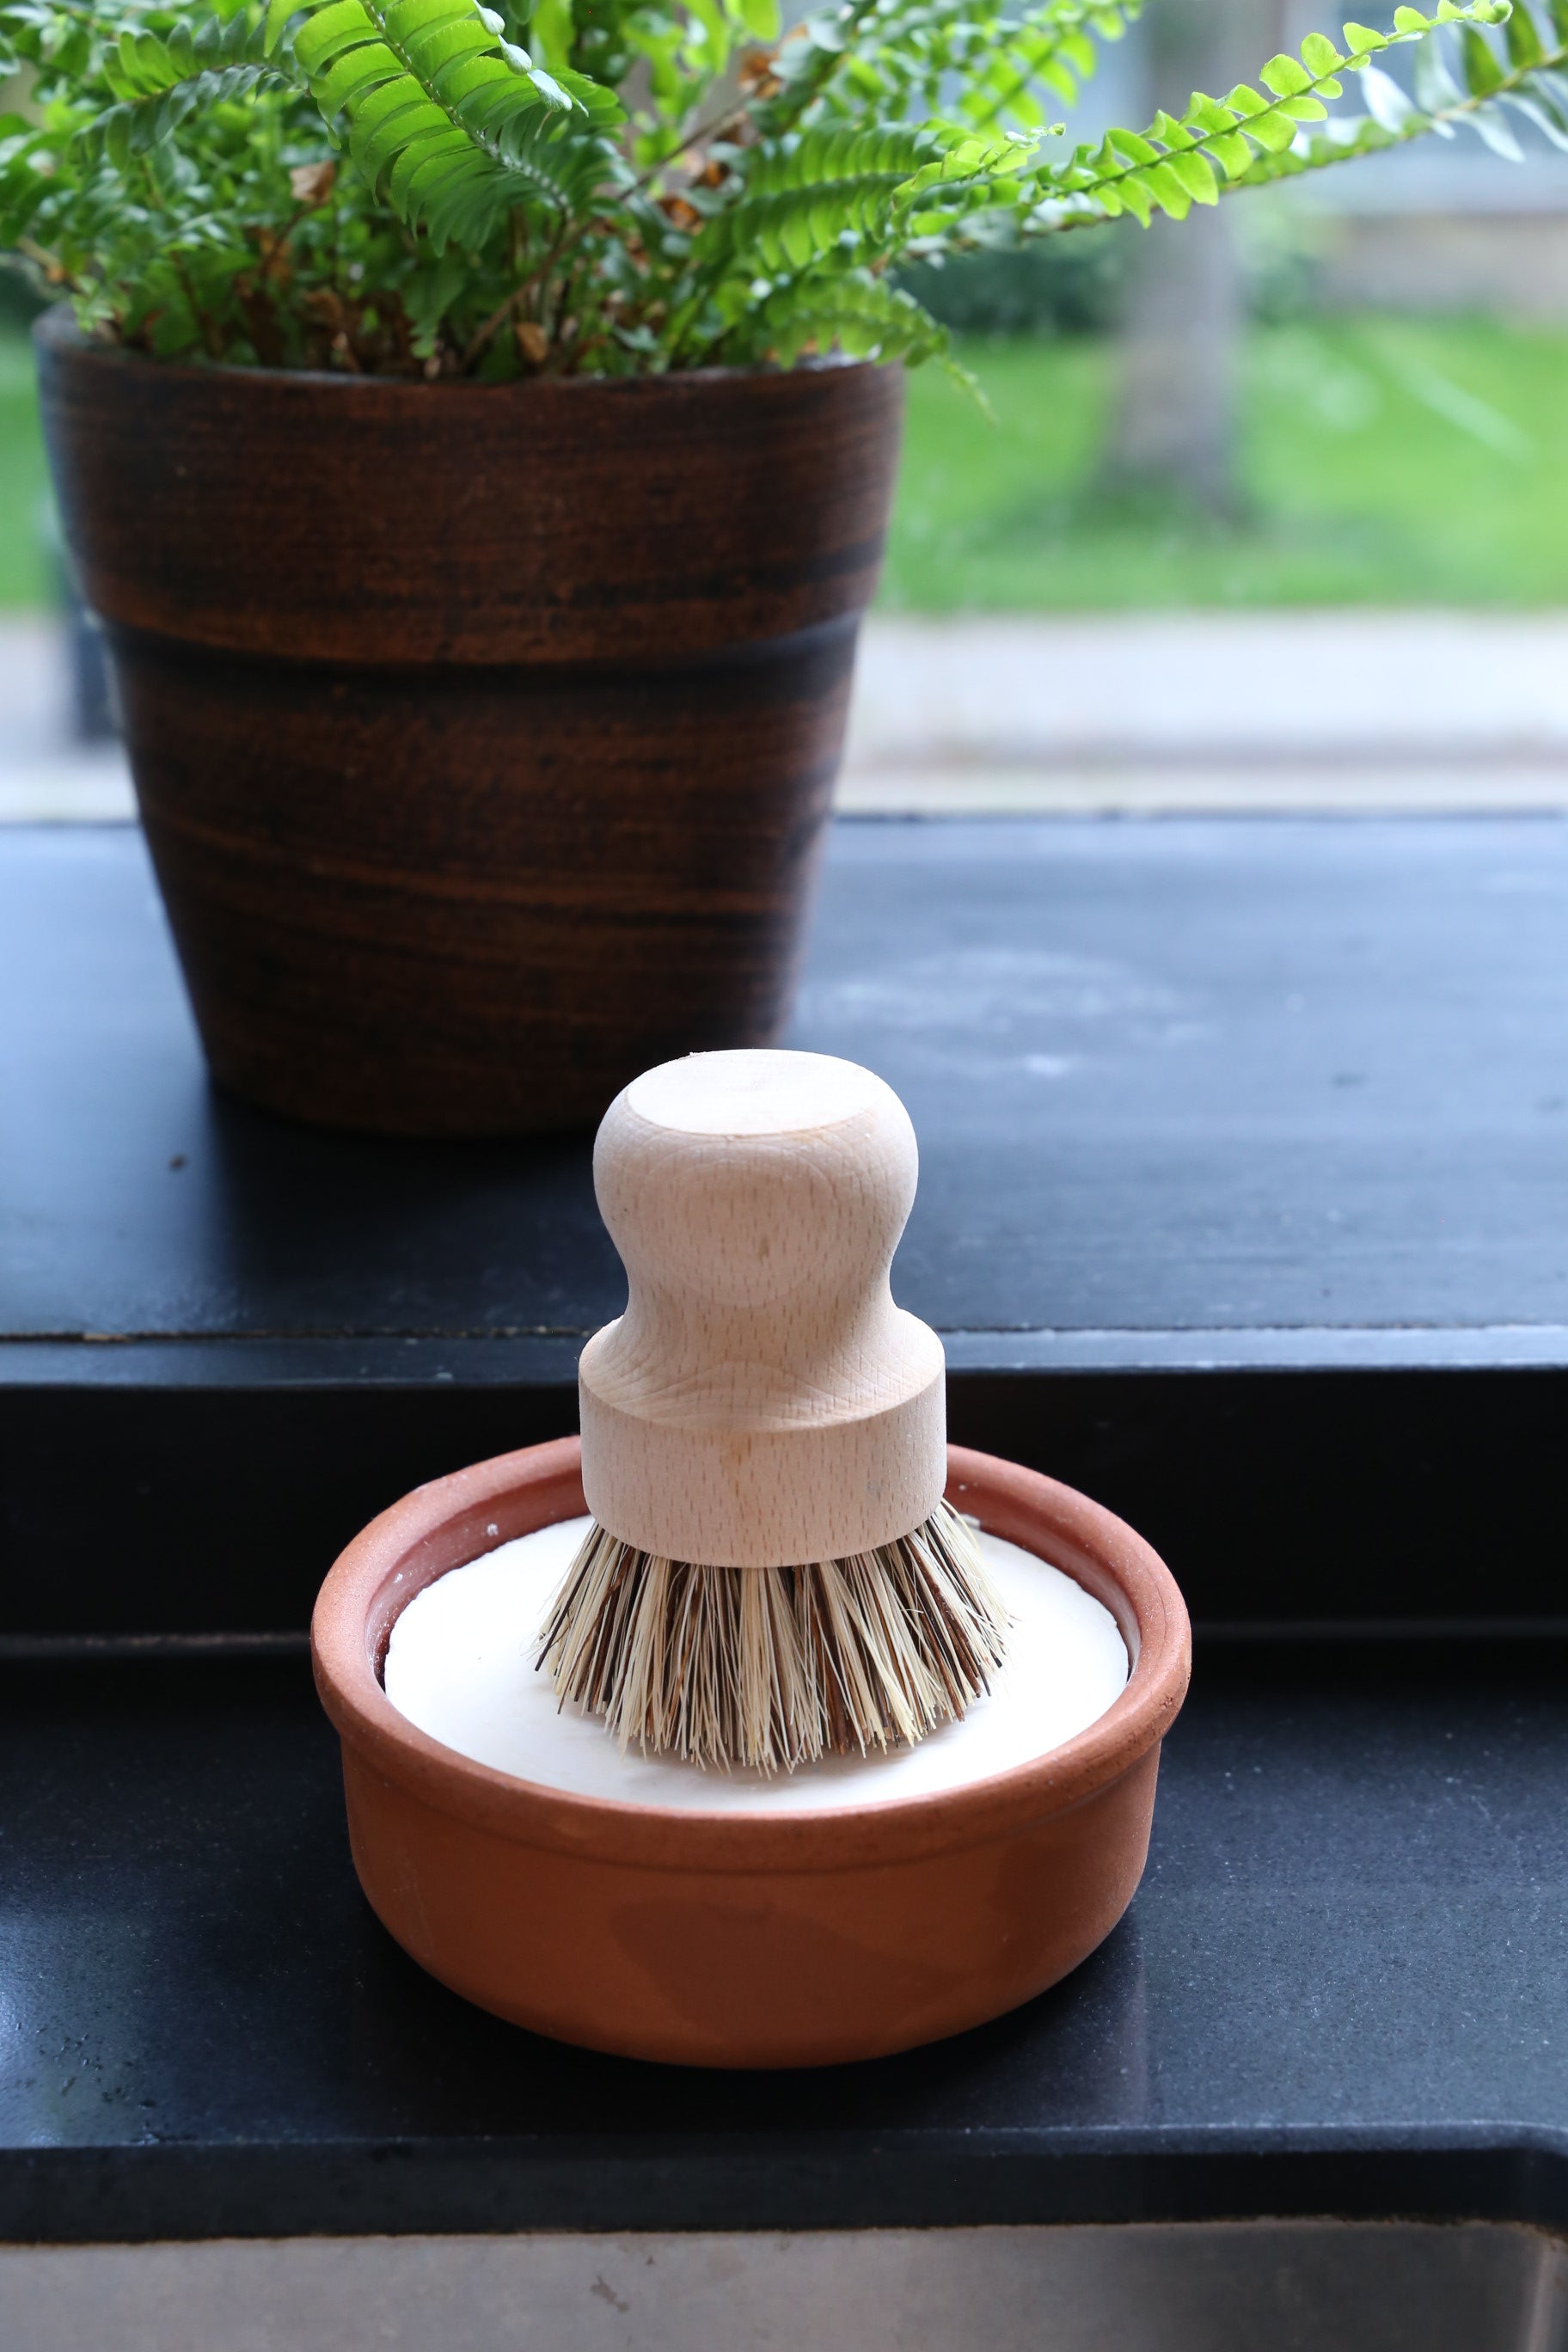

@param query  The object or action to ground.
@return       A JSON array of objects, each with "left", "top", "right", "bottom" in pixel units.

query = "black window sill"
[{"left": 3, "top": 814, "right": 1566, "bottom": 2239}]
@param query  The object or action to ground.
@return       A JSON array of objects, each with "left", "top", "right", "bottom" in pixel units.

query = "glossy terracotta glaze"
[
  {"left": 312, "top": 1440, "right": 1190, "bottom": 2068},
  {"left": 35, "top": 313, "right": 904, "bottom": 1136}
]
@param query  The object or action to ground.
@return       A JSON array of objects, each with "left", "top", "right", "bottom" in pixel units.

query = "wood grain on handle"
[{"left": 579, "top": 1050, "right": 946, "bottom": 1565}]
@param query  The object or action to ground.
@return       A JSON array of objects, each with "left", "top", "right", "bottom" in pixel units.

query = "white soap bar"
[{"left": 383, "top": 1518, "right": 1129, "bottom": 1815}]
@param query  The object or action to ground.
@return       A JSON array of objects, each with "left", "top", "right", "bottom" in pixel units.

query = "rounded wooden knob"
[{"left": 579, "top": 1050, "right": 946, "bottom": 1565}]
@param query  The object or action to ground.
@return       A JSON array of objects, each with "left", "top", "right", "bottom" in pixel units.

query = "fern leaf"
[
  {"left": 276, "top": 0, "right": 623, "bottom": 244},
  {"left": 714, "top": 124, "right": 1028, "bottom": 272},
  {"left": 959, "top": 0, "right": 1139, "bottom": 132},
  {"left": 80, "top": 14, "right": 290, "bottom": 167},
  {"left": 1027, "top": 0, "right": 1517, "bottom": 226},
  {"left": 0, "top": 113, "right": 55, "bottom": 246},
  {"left": 758, "top": 266, "right": 952, "bottom": 364},
  {"left": 716, "top": 124, "right": 943, "bottom": 267},
  {"left": 763, "top": 0, "right": 1142, "bottom": 141},
  {"left": 1216, "top": 2, "right": 1568, "bottom": 195}
]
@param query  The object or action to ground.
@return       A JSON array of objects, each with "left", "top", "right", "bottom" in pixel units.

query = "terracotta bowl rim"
[
  {"left": 311, "top": 1436, "right": 1191, "bottom": 1875},
  {"left": 33, "top": 305, "right": 879, "bottom": 399}
]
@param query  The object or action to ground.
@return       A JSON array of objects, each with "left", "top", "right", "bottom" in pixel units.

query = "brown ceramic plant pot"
[
  {"left": 34, "top": 310, "right": 903, "bottom": 1136},
  {"left": 312, "top": 1438, "right": 1191, "bottom": 2069}
]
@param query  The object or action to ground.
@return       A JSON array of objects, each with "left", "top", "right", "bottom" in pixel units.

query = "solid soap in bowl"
[
  {"left": 312, "top": 1438, "right": 1191, "bottom": 2068},
  {"left": 384, "top": 1518, "right": 1130, "bottom": 1813}
]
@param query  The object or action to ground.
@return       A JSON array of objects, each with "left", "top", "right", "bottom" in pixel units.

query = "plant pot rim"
[
  {"left": 311, "top": 1436, "right": 1191, "bottom": 1877},
  {"left": 33, "top": 303, "right": 880, "bottom": 399}
]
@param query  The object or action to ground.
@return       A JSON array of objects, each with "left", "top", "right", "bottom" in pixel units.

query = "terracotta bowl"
[{"left": 312, "top": 1439, "right": 1190, "bottom": 2069}]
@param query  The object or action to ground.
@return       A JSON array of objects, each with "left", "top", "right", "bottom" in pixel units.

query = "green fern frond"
[
  {"left": 0, "top": 113, "right": 56, "bottom": 244},
  {"left": 744, "top": 121, "right": 947, "bottom": 198},
  {"left": 763, "top": 0, "right": 1137, "bottom": 140},
  {"left": 714, "top": 124, "right": 1028, "bottom": 270},
  {"left": 12, "top": 0, "right": 1567, "bottom": 376},
  {"left": 1224, "top": 0, "right": 1568, "bottom": 187},
  {"left": 271, "top": 0, "right": 622, "bottom": 244},
  {"left": 459, "top": 97, "right": 616, "bottom": 231},
  {"left": 758, "top": 264, "right": 951, "bottom": 362},
  {"left": 1028, "top": 0, "right": 1516, "bottom": 228},
  {"left": 750, "top": 0, "right": 886, "bottom": 137},
  {"left": 959, "top": 0, "right": 1141, "bottom": 131},
  {"left": 80, "top": 14, "right": 288, "bottom": 165},
  {"left": 714, "top": 125, "right": 944, "bottom": 267}
]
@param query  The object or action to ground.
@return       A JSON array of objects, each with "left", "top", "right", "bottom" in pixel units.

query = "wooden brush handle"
[{"left": 579, "top": 1050, "right": 946, "bottom": 1566}]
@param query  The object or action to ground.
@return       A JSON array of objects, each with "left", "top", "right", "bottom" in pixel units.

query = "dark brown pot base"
[{"left": 115, "top": 616, "right": 854, "bottom": 1135}]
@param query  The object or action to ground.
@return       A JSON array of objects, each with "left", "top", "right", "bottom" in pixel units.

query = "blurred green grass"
[
  {"left": 0, "top": 330, "right": 52, "bottom": 609},
  {"left": 1, "top": 316, "right": 1566, "bottom": 611},
  {"left": 885, "top": 315, "right": 1568, "bottom": 609}
]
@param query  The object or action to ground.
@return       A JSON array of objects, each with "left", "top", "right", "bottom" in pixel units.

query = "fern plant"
[{"left": 1, "top": 0, "right": 1564, "bottom": 376}]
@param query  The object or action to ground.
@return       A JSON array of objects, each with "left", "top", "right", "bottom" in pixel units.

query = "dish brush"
[{"left": 536, "top": 1048, "right": 1008, "bottom": 1773}]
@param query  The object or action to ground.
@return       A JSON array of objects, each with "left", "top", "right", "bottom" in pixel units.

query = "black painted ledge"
[
  {"left": 4, "top": 815, "right": 1568, "bottom": 1635},
  {"left": 10, "top": 2136, "right": 1568, "bottom": 2245},
  {"left": 4, "top": 1638, "right": 1568, "bottom": 2241}
]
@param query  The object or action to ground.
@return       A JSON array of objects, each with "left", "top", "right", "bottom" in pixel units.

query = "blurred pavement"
[
  {"left": 3, "top": 611, "right": 1567, "bottom": 820},
  {"left": 0, "top": 617, "right": 132, "bottom": 821},
  {"left": 842, "top": 614, "right": 1568, "bottom": 812}
]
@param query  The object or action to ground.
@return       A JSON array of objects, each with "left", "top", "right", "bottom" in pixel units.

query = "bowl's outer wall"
[
  {"left": 342, "top": 1746, "right": 1160, "bottom": 2068},
  {"left": 34, "top": 319, "right": 905, "bottom": 1135},
  {"left": 314, "top": 1441, "right": 1190, "bottom": 2069}
]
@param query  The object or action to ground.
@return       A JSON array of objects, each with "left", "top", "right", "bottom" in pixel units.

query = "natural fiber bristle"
[{"left": 534, "top": 1500, "right": 1009, "bottom": 1774}]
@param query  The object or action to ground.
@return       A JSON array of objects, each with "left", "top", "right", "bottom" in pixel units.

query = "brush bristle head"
[{"left": 535, "top": 1500, "right": 1009, "bottom": 1774}]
